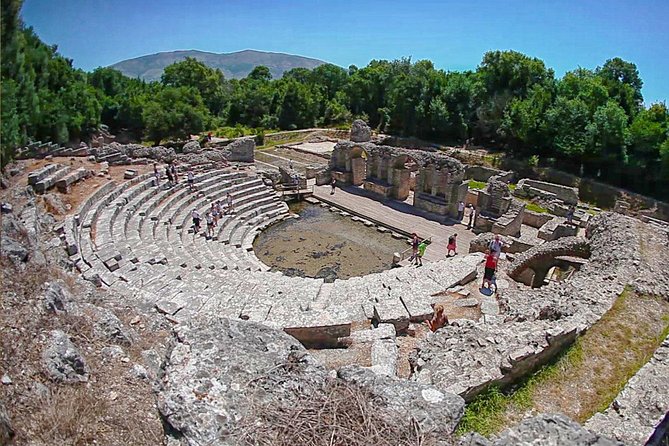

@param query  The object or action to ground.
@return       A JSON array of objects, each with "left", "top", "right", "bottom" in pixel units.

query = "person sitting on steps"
[{"left": 425, "top": 303, "right": 449, "bottom": 332}]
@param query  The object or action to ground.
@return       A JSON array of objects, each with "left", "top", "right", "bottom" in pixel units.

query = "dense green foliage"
[{"left": 2, "top": 1, "right": 668, "bottom": 198}]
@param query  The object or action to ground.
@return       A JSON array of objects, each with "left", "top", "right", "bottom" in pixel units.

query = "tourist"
[
  {"left": 205, "top": 211, "right": 214, "bottom": 238},
  {"left": 468, "top": 206, "right": 476, "bottom": 230},
  {"left": 187, "top": 170, "right": 195, "bottom": 191},
  {"left": 457, "top": 201, "right": 465, "bottom": 222},
  {"left": 226, "top": 192, "right": 234, "bottom": 213},
  {"left": 409, "top": 233, "right": 420, "bottom": 264},
  {"left": 192, "top": 208, "right": 201, "bottom": 233},
  {"left": 464, "top": 204, "right": 472, "bottom": 227},
  {"left": 481, "top": 250, "right": 498, "bottom": 290},
  {"left": 171, "top": 163, "right": 178, "bottom": 184},
  {"left": 330, "top": 177, "right": 336, "bottom": 195},
  {"left": 566, "top": 205, "right": 575, "bottom": 224},
  {"left": 210, "top": 202, "right": 218, "bottom": 226},
  {"left": 416, "top": 239, "right": 428, "bottom": 266},
  {"left": 289, "top": 159, "right": 293, "bottom": 170},
  {"left": 165, "top": 165, "right": 173, "bottom": 186},
  {"left": 207, "top": 132, "right": 212, "bottom": 142},
  {"left": 447, "top": 233, "right": 457, "bottom": 257},
  {"left": 425, "top": 303, "right": 449, "bottom": 332},
  {"left": 488, "top": 234, "right": 503, "bottom": 258},
  {"left": 153, "top": 163, "right": 160, "bottom": 186}
]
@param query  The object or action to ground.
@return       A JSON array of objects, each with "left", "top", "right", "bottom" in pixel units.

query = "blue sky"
[{"left": 22, "top": 0, "right": 669, "bottom": 104}]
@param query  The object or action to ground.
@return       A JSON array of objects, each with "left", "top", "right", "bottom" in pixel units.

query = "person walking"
[
  {"left": 330, "top": 177, "right": 336, "bottom": 195},
  {"left": 416, "top": 239, "right": 428, "bottom": 266},
  {"left": 409, "top": 233, "right": 420, "bottom": 264},
  {"left": 457, "top": 201, "right": 465, "bottom": 222},
  {"left": 464, "top": 204, "right": 472, "bottom": 227},
  {"left": 566, "top": 205, "right": 575, "bottom": 224},
  {"left": 468, "top": 206, "right": 476, "bottom": 229},
  {"left": 205, "top": 211, "right": 215, "bottom": 238},
  {"left": 187, "top": 170, "right": 195, "bottom": 191},
  {"left": 191, "top": 208, "right": 201, "bottom": 233},
  {"left": 153, "top": 163, "right": 160, "bottom": 186},
  {"left": 447, "top": 233, "right": 458, "bottom": 257},
  {"left": 165, "top": 165, "right": 173, "bottom": 186},
  {"left": 481, "top": 250, "right": 498, "bottom": 290},
  {"left": 171, "top": 163, "right": 178, "bottom": 184}
]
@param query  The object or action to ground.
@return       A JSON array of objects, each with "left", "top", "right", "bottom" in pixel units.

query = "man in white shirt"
[{"left": 457, "top": 201, "right": 465, "bottom": 222}]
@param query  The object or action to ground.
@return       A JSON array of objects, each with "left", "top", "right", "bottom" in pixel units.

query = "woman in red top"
[{"left": 481, "top": 250, "right": 497, "bottom": 289}]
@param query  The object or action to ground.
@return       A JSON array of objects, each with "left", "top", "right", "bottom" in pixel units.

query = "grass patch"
[
  {"left": 524, "top": 202, "right": 549, "bottom": 213},
  {"left": 467, "top": 180, "right": 487, "bottom": 190},
  {"left": 457, "top": 287, "right": 669, "bottom": 436},
  {"left": 508, "top": 183, "right": 517, "bottom": 191}
]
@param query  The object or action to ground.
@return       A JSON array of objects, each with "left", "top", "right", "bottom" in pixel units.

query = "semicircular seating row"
[{"left": 63, "top": 168, "right": 483, "bottom": 345}]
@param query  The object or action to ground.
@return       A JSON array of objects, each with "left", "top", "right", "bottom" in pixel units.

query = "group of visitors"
[
  {"left": 153, "top": 162, "right": 179, "bottom": 187},
  {"left": 457, "top": 201, "right": 476, "bottom": 230},
  {"left": 191, "top": 193, "right": 235, "bottom": 238},
  {"left": 409, "top": 233, "right": 429, "bottom": 266}
]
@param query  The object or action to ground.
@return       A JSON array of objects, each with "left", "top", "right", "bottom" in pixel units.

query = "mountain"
[{"left": 109, "top": 49, "right": 328, "bottom": 81}]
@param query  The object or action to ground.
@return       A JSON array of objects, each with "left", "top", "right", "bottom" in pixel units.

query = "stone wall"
[
  {"left": 492, "top": 202, "right": 525, "bottom": 237},
  {"left": 411, "top": 213, "right": 662, "bottom": 403},
  {"left": 221, "top": 137, "right": 254, "bottom": 162},
  {"left": 522, "top": 210, "right": 554, "bottom": 228},
  {"left": 465, "top": 165, "right": 514, "bottom": 183},
  {"left": 515, "top": 178, "right": 579, "bottom": 205}
]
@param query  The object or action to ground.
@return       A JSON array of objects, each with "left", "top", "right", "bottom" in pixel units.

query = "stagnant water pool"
[{"left": 253, "top": 202, "right": 408, "bottom": 281}]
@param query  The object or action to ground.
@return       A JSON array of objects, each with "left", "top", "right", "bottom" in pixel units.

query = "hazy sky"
[{"left": 22, "top": 0, "right": 669, "bottom": 104}]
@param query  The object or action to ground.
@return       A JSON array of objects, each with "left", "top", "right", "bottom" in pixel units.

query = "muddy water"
[{"left": 253, "top": 202, "right": 407, "bottom": 281}]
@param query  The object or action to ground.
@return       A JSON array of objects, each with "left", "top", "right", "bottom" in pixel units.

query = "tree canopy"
[{"left": 1, "top": 1, "right": 667, "bottom": 199}]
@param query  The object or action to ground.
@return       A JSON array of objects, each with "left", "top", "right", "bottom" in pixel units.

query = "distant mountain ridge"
[{"left": 109, "top": 49, "right": 328, "bottom": 81}]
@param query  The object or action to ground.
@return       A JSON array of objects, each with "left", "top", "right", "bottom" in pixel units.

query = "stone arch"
[
  {"left": 349, "top": 146, "right": 368, "bottom": 186},
  {"left": 507, "top": 236, "right": 591, "bottom": 287}
]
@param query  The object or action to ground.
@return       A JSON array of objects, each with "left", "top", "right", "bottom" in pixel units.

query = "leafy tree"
[
  {"left": 161, "top": 57, "right": 227, "bottom": 115},
  {"left": 586, "top": 100, "right": 630, "bottom": 165},
  {"left": 143, "top": 86, "right": 210, "bottom": 144},
  {"left": 596, "top": 57, "right": 643, "bottom": 115},
  {"left": 628, "top": 103, "right": 668, "bottom": 166}
]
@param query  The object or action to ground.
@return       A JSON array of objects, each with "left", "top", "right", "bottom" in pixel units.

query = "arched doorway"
[{"left": 349, "top": 146, "right": 368, "bottom": 186}]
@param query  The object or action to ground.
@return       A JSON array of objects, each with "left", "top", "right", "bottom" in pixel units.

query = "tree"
[
  {"left": 143, "top": 86, "right": 210, "bottom": 144},
  {"left": 161, "top": 57, "right": 227, "bottom": 115},
  {"left": 586, "top": 100, "right": 630, "bottom": 165},
  {"left": 596, "top": 57, "right": 643, "bottom": 115},
  {"left": 628, "top": 103, "right": 668, "bottom": 166},
  {"left": 546, "top": 97, "right": 591, "bottom": 162}
]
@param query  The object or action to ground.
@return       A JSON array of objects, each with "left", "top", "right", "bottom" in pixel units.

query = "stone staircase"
[{"left": 59, "top": 167, "right": 483, "bottom": 348}]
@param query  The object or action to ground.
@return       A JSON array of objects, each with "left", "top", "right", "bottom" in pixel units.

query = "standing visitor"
[
  {"left": 289, "top": 159, "right": 293, "bottom": 170},
  {"left": 481, "top": 250, "right": 498, "bottom": 290},
  {"left": 330, "top": 177, "right": 336, "bottom": 195},
  {"left": 425, "top": 304, "right": 449, "bottom": 332},
  {"left": 226, "top": 192, "right": 234, "bottom": 214},
  {"left": 464, "top": 205, "right": 472, "bottom": 227},
  {"left": 416, "top": 239, "right": 428, "bottom": 266},
  {"left": 187, "top": 170, "right": 195, "bottom": 191},
  {"left": 153, "top": 163, "right": 160, "bottom": 186},
  {"left": 457, "top": 201, "right": 465, "bottom": 222},
  {"left": 205, "top": 211, "right": 215, "bottom": 238},
  {"left": 447, "top": 233, "right": 458, "bottom": 257},
  {"left": 488, "top": 234, "right": 503, "bottom": 258},
  {"left": 409, "top": 233, "right": 420, "bottom": 264},
  {"left": 468, "top": 206, "right": 476, "bottom": 230},
  {"left": 192, "top": 208, "right": 201, "bottom": 233},
  {"left": 171, "top": 163, "right": 178, "bottom": 184},
  {"left": 166, "top": 165, "right": 173, "bottom": 186},
  {"left": 566, "top": 205, "right": 575, "bottom": 224}
]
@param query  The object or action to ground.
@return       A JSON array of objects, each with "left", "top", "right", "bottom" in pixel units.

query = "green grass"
[
  {"left": 468, "top": 180, "right": 487, "bottom": 190},
  {"left": 508, "top": 183, "right": 517, "bottom": 191},
  {"left": 456, "top": 288, "right": 669, "bottom": 437},
  {"left": 525, "top": 202, "right": 549, "bottom": 213},
  {"left": 455, "top": 341, "right": 584, "bottom": 437}
]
